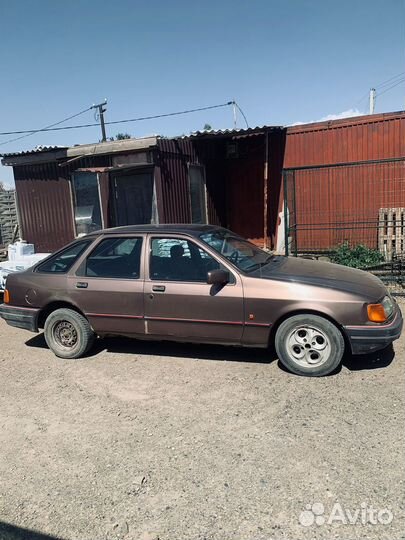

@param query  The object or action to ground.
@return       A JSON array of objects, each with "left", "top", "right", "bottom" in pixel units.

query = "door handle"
[
  {"left": 76, "top": 282, "right": 88, "bottom": 289},
  {"left": 152, "top": 285, "right": 166, "bottom": 292}
]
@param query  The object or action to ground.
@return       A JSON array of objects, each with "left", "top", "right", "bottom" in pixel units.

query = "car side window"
[
  {"left": 85, "top": 237, "right": 142, "bottom": 279},
  {"left": 150, "top": 237, "right": 229, "bottom": 282},
  {"left": 36, "top": 240, "right": 92, "bottom": 274}
]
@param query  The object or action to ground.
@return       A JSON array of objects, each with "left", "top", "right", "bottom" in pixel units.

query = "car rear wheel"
[
  {"left": 275, "top": 314, "right": 344, "bottom": 377},
  {"left": 44, "top": 308, "right": 95, "bottom": 359}
]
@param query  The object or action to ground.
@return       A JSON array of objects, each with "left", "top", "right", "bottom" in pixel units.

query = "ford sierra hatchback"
[{"left": 0, "top": 225, "right": 402, "bottom": 376}]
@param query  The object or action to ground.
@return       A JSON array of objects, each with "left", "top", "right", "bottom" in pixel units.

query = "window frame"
[
  {"left": 70, "top": 171, "right": 104, "bottom": 238},
  {"left": 80, "top": 235, "right": 144, "bottom": 281},
  {"left": 147, "top": 234, "right": 237, "bottom": 285},
  {"left": 187, "top": 164, "right": 208, "bottom": 225}
]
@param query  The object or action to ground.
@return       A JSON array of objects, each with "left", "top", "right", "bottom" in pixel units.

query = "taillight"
[{"left": 3, "top": 289, "right": 10, "bottom": 304}]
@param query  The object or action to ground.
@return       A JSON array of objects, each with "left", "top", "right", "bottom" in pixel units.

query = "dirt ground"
[{"left": 0, "top": 301, "right": 404, "bottom": 540}]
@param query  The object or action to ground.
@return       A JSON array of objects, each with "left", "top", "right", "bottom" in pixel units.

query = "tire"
[
  {"left": 44, "top": 308, "right": 95, "bottom": 359},
  {"left": 275, "top": 314, "right": 344, "bottom": 377}
]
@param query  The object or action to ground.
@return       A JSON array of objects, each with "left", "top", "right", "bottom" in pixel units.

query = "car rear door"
[
  {"left": 67, "top": 234, "right": 145, "bottom": 336},
  {"left": 144, "top": 234, "right": 244, "bottom": 343}
]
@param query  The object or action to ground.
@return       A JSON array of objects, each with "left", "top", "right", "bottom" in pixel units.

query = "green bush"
[{"left": 330, "top": 242, "right": 384, "bottom": 269}]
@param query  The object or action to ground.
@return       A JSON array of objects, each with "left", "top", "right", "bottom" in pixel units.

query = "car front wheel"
[
  {"left": 275, "top": 314, "right": 345, "bottom": 376},
  {"left": 44, "top": 308, "right": 95, "bottom": 359}
]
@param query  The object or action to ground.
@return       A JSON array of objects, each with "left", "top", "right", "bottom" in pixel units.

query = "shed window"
[
  {"left": 72, "top": 172, "right": 103, "bottom": 236},
  {"left": 188, "top": 165, "right": 208, "bottom": 224}
]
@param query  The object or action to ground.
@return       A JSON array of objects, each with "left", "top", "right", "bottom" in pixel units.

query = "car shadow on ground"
[
  {"left": 25, "top": 333, "right": 396, "bottom": 372},
  {"left": 0, "top": 521, "right": 64, "bottom": 540},
  {"left": 343, "top": 344, "right": 395, "bottom": 371},
  {"left": 25, "top": 332, "right": 272, "bottom": 364}
]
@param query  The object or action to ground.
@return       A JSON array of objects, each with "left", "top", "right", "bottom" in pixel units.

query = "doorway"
[{"left": 111, "top": 169, "right": 157, "bottom": 226}]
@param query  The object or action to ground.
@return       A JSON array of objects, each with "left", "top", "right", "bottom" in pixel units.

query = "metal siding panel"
[
  {"left": 157, "top": 139, "right": 192, "bottom": 223},
  {"left": 285, "top": 112, "right": 405, "bottom": 168},
  {"left": 157, "top": 138, "right": 228, "bottom": 226},
  {"left": 14, "top": 165, "right": 74, "bottom": 252},
  {"left": 290, "top": 160, "right": 405, "bottom": 251}
]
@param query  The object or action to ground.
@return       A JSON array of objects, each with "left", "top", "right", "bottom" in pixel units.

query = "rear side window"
[
  {"left": 36, "top": 240, "right": 91, "bottom": 274},
  {"left": 85, "top": 237, "right": 142, "bottom": 279}
]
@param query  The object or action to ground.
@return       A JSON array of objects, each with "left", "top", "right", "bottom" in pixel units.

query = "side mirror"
[{"left": 207, "top": 269, "right": 230, "bottom": 285}]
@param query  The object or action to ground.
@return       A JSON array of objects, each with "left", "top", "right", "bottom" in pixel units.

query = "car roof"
[{"left": 86, "top": 224, "right": 224, "bottom": 238}]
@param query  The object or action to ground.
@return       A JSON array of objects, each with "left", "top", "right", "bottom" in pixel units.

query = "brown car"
[{"left": 0, "top": 225, "right": 402, "bottom": 376}]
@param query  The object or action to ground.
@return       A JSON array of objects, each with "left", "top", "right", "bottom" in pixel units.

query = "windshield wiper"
[
  {"left": 243, "top": 255, "right": 273, "bottom": 272},
  {"left": 260, "top": 255, "right": 273, "bottom": 265}
]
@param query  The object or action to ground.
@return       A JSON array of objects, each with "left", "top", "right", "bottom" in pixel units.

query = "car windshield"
[{"left": 200, "top": 230, "right": 273, "bottom": 273}]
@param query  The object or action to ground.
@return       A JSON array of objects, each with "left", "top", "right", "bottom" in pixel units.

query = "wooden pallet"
[{"left": 378, "top": 208, "right": 405, "bottom": 261}]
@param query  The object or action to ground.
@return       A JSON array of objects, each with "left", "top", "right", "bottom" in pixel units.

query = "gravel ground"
[{"left": 0, "top": 301, "right": 404, "bottom": 540}]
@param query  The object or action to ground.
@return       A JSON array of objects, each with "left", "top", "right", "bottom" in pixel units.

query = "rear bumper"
[
  {"left": 345, "top": 305, "right": 403, "bottom": 354},
  {"left": 0, "top": 304, "right": 39, "bottom": 333}
]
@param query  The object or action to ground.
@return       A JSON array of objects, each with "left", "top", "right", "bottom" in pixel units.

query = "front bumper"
[
  {"left": 0, "top": 304, "right": 40, "bottom": 333},
  {"left": 345, "top": 304, "right": 403, "bottom": 354}
]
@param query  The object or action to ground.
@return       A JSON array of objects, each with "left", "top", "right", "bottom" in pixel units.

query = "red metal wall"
[
  {"left": 14, "top": 164, "right": 75, "bottom": 252},
  {"left": 223, "top": 136, "right": 266, "bottom": 244},
  {"left": 280, "top": 112, "right": 405, "bottom": 252},
  {"left": 285, "top": 111, "right": 405, "bottom": 167},
  {"left": 290, "top": 161, "right": 405, "bottom": 251}
]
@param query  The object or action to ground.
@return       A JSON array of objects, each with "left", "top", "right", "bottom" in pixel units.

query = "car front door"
[
  {"left": 68, "top": 235, "right": 145, "bottom": 336},
  {"left": 144, "top": 235, "right": 244, "bottom": 343}
]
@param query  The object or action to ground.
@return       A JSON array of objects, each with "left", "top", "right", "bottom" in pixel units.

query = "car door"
[
  {"left": 67, "top": 235, "right": 145, "bottom": 336},
  {"left": 144, "top": 235, "right": 244, "bottom": 343}
]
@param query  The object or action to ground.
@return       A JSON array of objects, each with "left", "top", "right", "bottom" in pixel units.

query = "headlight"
[
  {"left": 367, "top": 295, "right": 394, "bottom": 323},
  {"left": 381, "top": 295, "right": 394, "bottom": 319}
]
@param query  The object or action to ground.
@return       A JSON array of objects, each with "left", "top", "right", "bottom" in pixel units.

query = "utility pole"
[
  {"left": 232, "top": 99, "right": 237, "bottom": 129},
  {"left": 369, "top": 88, "right": 376, "bottom": 115},
  {"left": 91, "top": 99, "right": 108, "bottom": 141}
]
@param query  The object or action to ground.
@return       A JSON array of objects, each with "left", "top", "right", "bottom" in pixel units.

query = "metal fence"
[{"left": 283, "top": 158, "right": 405, "bottom": 295}]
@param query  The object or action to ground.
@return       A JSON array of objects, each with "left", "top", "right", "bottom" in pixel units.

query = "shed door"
[{"left": 111, "top": 171, "right": 156, "bottom": 226}]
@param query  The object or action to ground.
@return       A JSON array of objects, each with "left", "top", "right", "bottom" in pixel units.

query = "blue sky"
[{"left": 1, "top": 0, "right": 404, "bottom": 186}]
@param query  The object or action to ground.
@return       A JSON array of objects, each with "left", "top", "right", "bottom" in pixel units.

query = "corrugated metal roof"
[
  {"left": 66, "top": 137, "right": 158, "bottom": 158},
  {"left": 1, "top": 145, "right": 67, "bottom": 158},
  {"left": 187, "top": 125, "right": 282, "bottom": 138},
  {"left": 1, "top": 137, "right": 159, "bottom": 166}
]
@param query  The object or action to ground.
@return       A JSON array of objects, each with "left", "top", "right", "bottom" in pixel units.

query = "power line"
[
  {"left": 0, "top": 101, "right": 235, "bottom": 143},
  {"left": 0, "top": 106, "right": 93, "bottom": 146},
  {"left": 354, "top": 71, "right": 405, "bottom": 106},
  {"left": 375, "top": 71, "right": 405, "bottom": 89},
  {"left": 104, "top": 101, "right": 235, "bottom": 128},
  {"left": 377, "top": 76, "right": 405, "bottom": 96}
]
